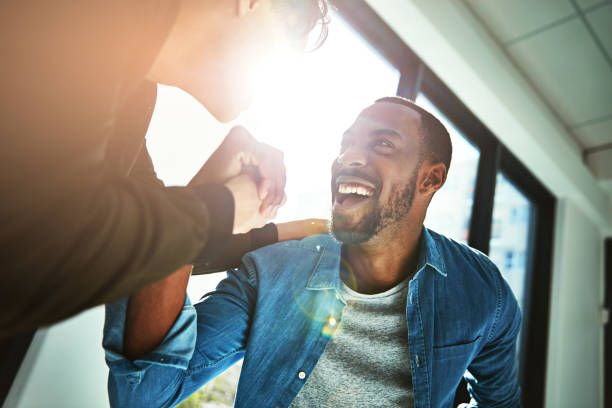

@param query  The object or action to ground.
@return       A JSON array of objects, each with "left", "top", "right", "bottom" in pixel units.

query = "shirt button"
[
  {"left": 315, "top": 245, "right": 321, "bottom": 252},
  {"left": 415, "top": 355, "right": 420, "bottom": 367},
  {"left": 328, "top": 317, "right": 337, "bottom": 327},
  {"left": 298, "top": 371, "right": 306, "bottom": 380}
]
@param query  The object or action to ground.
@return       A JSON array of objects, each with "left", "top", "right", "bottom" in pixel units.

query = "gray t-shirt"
[{"left": 289, "top": 279, "right": 414, "bottom": 408}]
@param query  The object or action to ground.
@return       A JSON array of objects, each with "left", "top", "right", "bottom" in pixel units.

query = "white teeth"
[{"left": 338, "top": 184, "right": 373, "bottom": 197}]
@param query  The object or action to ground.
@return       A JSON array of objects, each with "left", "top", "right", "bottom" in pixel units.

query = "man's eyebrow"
[{"left": 371, "top": 128, "right": 402, "bottom": 140}]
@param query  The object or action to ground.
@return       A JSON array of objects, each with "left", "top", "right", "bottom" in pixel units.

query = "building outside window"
[{"left": 489, "top": 172, "right": 533, "bottom": 311}]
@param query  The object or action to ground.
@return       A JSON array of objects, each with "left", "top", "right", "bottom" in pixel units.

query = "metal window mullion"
[
  {"left": 397, "top": 63, "right": 424, "bottom": 100},
  {"left": 468, "top": 141, "right": 501, "bottom": 254}
]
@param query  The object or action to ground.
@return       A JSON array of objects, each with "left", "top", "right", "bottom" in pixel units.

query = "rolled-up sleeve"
[
  {"left": 103, "top": 295, "right": 197, "bottom": 383},
  {"left": 103, "top": 264, "right": 257, "bottom": 407}
]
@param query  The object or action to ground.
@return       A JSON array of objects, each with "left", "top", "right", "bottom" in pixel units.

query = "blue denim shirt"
[{"left": 104, "top": 228, "right": 521, "bottom": 407}]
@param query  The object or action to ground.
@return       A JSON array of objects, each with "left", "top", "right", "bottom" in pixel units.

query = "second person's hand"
[
  {"left": 224, "top": 173, "right": 271, "bottom": 234},
  {"left": 190, "top": 126, "right": 286, "bottom": 217}
]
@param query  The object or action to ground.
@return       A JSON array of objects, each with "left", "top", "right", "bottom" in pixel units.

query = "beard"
[{"left": 331, "top": 168, "right": 418, "bottom": 245}]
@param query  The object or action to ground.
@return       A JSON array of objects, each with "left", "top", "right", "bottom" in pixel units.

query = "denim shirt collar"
[
  {"left": 305, "top": 227, "right": 447, "bottom": 294},
  {"left": 304, "top": 237, "right": 343, "bottom": 292},
  {"left": 416, "top": 227, "right": 447, "bottom": 277}
]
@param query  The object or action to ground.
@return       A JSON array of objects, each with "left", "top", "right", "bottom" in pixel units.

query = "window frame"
[
  {"left": 606, "top": 238, "right": 612, "bottom": 408},
  {"left": 334, "top": 1, "right": 556, "bottom": 406}
]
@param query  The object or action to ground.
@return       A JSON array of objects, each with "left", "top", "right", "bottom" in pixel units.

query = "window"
[
  {"left": 489, "top": 173, "right": 533, "bottom": 311},
  {"left": 416, "top": 95, "right": 480, "bottom": 244}
]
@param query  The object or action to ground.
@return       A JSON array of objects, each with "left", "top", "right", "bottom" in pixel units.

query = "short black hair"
[
  {"left": 375, "top": 96, "right": 452, "bottom": 172},
  {"left": 272, "top": 0, "right": 330, "bottom": 50}
]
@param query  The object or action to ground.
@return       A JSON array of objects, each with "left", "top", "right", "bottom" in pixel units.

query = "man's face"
[
  {"left": 170, "top": 0, "right": 313, "bottom": 122},
  {"left": 201, "top": 0, "right": 308, "bottom": 122},
  {"left": 331, "top": 102, "right": 424, "bottom": 244},
  {"left": 199, "top": 10, "right": 296, "bottom": 122}
]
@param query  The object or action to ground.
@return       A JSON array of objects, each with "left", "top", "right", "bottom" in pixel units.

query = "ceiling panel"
[
  {"left": 585, "top": 3, "right": 612, "bottom": 56},
  {"left": 586, "top": 149, "right": 612, "bottom": 178},
  {"left": 575, "top": 0, "right": 609, "bottom": 11},
  {"left": 597, "top": 179, "right": 612, "bottom": 196},
  {"left": 573, "top": 119, "right": 612, "bottom": 148},
  {"left": 465, "top": 0, "right": 575, "bottom": 43},
  {"left": 507, "top": 18, "right": 612, "bottom": 125}
]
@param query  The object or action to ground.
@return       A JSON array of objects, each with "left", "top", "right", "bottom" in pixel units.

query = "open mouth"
[{"left": 334, "top": 176, "right": 378, "bottom": 210}]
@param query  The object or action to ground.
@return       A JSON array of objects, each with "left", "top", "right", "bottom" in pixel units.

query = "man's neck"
[{"left": 341, "top": 219, "right": 423, "bottom": 295}]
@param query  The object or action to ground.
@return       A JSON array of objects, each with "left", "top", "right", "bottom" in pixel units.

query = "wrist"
[
  {"left": 277, "top": 219, "right": 329, "bottom": 241},
  {"left": 189, "top": 183, "right": 235, "bottom": 258}
]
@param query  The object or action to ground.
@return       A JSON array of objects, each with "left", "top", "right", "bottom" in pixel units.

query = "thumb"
[{"left": 258, "top": 179, "right": 271, "bottom": 201}]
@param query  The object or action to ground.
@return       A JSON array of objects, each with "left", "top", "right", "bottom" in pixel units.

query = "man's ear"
[
  {"left": 238, "top": 0, "right": 263, "bottom": 16},
  {"left": 419, "top": 162, "right": 447, "bottom": 195}
]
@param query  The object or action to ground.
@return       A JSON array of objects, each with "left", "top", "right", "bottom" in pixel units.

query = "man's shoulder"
[
  {"left": 428, "top": 229, "right": 514, "bottom": 327},
  {"left": 427, "top": 229, "right": 501, "bottom": 281},
  {"left": 252, "top": 234, "right": 338, "bottom": 255},
  {"left": 241, "top": 234, "right": 339, "bottom": 276}
]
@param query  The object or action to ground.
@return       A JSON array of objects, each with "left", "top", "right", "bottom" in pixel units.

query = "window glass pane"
[
  {"left": 489, "top": 173, "right": 533, "bottom": 311},
  {"left": 145, "top": 14, "right": 400, "bottom": 408},
  {"left": 415, "top": 95, "right": 480, "bottom": 244}
]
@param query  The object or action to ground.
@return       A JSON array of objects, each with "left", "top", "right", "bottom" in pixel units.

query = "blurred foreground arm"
[{"left": 193, "top": 218, "right": 329, "bottom": 275}]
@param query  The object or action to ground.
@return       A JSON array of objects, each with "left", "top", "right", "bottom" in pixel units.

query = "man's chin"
[
  {"left": 330, "top": 227, "right": 372, "bottom": 245},
  {"left": 330, "top": 218, "right": 376, "bottom": 245}
]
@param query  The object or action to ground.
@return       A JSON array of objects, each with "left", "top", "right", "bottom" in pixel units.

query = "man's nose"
[{"left": 337, "top": 146, "right": 367, "bottom": 168}]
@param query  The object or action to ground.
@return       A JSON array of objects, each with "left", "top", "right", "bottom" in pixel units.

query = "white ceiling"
[{"left": 464, "top": 0, "right": 612, "bottom": 194}]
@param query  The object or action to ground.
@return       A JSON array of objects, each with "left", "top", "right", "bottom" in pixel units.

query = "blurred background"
[{"left": 2, "top": 0, "right": 611, "bottom": 407}]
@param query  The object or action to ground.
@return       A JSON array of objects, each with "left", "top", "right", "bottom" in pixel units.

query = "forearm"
[
  {"left": 192, "top": 223, "right": 278, "bottom": 275},
  {"left": 0, "top": 179, "right": 234, "bottom": 337},
  {"left": 123, "top": 265, "right": 192, "bottom": 361},
  {"left": 192, "top": 219, "right": 329, "bottom": 275}
]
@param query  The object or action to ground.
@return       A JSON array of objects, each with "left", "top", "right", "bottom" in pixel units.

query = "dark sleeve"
[
  {"left": 0, "top": 1, "right": 235, "bottom": 336},
  {"left": 0, "top": 146, "right": 235, "bottom": 336},
  {"left": 192, "top": 223, "right": 279, "bottom": 275}
]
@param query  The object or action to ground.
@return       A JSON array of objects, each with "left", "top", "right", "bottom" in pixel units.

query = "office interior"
[{"left": 1, "top": 1, "right": 611, "bottom": 407}]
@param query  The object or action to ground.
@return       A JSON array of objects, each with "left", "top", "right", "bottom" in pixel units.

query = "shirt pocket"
[
  {"left": 432, "top": 336, "right": 481, "bottom": 361},
  {"left": 430, "top": 337, "right": 482, "bottom": 403}
]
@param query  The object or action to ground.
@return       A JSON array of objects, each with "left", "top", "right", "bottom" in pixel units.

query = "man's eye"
[{"left": 375, "top": 139, "right": 394, "bottom": 149}]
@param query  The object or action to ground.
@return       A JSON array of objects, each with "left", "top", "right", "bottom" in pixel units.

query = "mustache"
[{"left": 332, "top": 168, "right": 381, "bottom": 190}]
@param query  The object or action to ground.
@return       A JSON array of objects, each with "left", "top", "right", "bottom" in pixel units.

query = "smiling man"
[{"left": 103, "top": 97, "right": 521, "bottom": 408}]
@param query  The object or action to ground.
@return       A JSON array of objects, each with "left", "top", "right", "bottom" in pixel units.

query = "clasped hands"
[{"left": 190, "top": 125, "right": 328, "bottom": 239}]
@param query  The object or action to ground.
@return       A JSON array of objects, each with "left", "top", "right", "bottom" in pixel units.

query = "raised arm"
[
  {"left": 104, "top": 261, "right": 260, "bottom": 408},
  {"left": 193, "top": 218, "right": 329, "bottom": 275}
]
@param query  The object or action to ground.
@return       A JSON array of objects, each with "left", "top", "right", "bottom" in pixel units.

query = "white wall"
[
  {"left": 3, "top": 307, "right": 109, "bottom": 408},
  {"left": 546, "top": 199, "right": 604, "bottom": 408}
]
